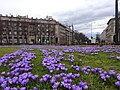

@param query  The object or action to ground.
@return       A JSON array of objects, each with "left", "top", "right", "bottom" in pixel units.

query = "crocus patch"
[{"left": 0, "top": 46, "right": 120, "bottom": 90}]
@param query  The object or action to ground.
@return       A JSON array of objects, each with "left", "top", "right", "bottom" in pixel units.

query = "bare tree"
[
  {"left": 74, "top": 31, "right": 89, "bottom": 44},
  {"left": 96, "top": 33, "right": 100, "bottom": 43}
]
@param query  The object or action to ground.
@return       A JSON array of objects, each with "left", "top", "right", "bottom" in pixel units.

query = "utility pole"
[
  {"left": 115, "top": 0, "right": 119, "bottom": 44},
  {"left": 71, "top": 24, "right": 74, "bottom": 45},
  {"left": 91, "top": 23, "right": 93, "bottom": 39}
]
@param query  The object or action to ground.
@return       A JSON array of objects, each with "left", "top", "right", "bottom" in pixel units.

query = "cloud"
[
  {"left": 56, "top": 2, "right": 114, "bottom": 24},
  {"left": 52, "top": 0, "right": 115, "bottom": 38},
  {"left": 0, "top": 0, "right": 118, "bottom": 38}
]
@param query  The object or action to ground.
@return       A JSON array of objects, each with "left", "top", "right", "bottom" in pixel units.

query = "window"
[
  {"left": 14, "top": 32, "right": 17, "bottom": 35},
  {"left": 19, "top": 23, "right": 22, "bottom": 26},
  {"left": 14, "top": 23, "right": 17, "bottom": 26},
  {"left": 14, "top": 39, "right": 17, "bottom": 43},
  {"left": 8, "top": 22, "right": 11, "bottom": 25},
  {"left": 38, "top": 24, "right": 40, "bottom": 27},
  {"left": 19, "top": 32, "right": 22, "bottom": 35},
  {"left": 19, "top": 39, "right": 23, "bottom": 43},
  {"left": 38, "top": 32, "right": 41, "bottom": 35},
  {"left": 46, "top": 25, "right": 48, "bottom": 28},
  {"left": 56, "top": 37, "right": 58, "bottom": 43},
  {"left": 46, "top": 33, "right": 49, "bottom": 35},
  {"left": 9, "top": 32, "right": 12, "bottom": 35},
  {"left": 19, "top": 27, "right": 22, "bottom": 30},
  {"left": 42, "top": 24, "right": 45, "bottom": 28},
  {"left": 2, "top": 22, "right": 5, "bottom": 25},
  {"left": 14, "top": 27, "right": 17, "bottom": 31},
  {"left": 9, "top": 39, "right": 12, "bottom": 43},
  {"left": 3, "top": 31, "right": 6, "bottom": 35},
  {"left": 46, "top": 29, "right": 49, "bottom": 32}
]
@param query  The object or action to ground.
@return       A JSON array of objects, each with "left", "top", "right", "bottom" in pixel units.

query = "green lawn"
[
  {"left": 0, "top": 46, "right": 120, "bottom": 90},
  {"left": 0, "top": 47, "right": 20, "bottom": 58}
]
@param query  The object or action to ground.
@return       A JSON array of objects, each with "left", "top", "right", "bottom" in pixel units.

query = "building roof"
[{"left": 107, "top": 18, "right": 115, "bottom": 25}]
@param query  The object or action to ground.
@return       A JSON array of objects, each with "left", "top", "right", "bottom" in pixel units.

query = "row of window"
[
  {"left": 1, "top": 28, "right": 54, "bottom": 32},
  {"left": 1, "top": 22, "right": 55, "bottom": 28},
  {"left": 1, "top": 30, "right": 55, "bottom": 35},
  {"left": 2, "top": 37, "right": 56, "bottom": 44}
]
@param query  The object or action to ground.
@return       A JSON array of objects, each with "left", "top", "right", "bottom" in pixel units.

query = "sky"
[{"left": 0, "top": 0, "right": 119, "bottom": 38}]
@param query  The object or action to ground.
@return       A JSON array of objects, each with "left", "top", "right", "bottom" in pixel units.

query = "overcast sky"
[{"left": 0, "top": 0, "right": 119, "bottom": 38}]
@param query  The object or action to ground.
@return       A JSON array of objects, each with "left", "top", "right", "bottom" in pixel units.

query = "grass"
[
  {"left": 0, "top": 47, "right": 20, "bottom": 75},
  {"left": 0, "top": 46, "right": 120, "bottom": 90},
  {"left": 0, "top": 47, "right": 20, "bottom": 58}
]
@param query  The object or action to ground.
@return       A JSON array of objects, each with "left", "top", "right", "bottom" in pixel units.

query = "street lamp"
[
  {"left": 90, "top": 22, "right": 96, "bottom": 39},
  {"left": 91, "top": 23, "right": 93, "bottom": 39},
  {"left": 115, "top": 0, "right": 119, "bottom": 44}
]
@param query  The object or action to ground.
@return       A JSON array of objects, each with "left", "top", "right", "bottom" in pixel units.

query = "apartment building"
[
  {"left": 0, "top": 14, "right": 74, "bottom": 45},
  {"left": 100, "top": 18, "right": 115, "bottom": 44},
  {"left": 100, "top": 12, "right": 120, "bottom": 44},
  {"left": 100, "top": 29, "right": 106, "bottom": 43},
  {"left": 105, "top": 18, "right": 115, "bottom": 43}
]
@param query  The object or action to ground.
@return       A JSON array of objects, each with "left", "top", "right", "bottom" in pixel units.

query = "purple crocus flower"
[
  {"left": 82, "top": 67, "right": 87, "bottom": 71},
  {"left": 28, "top": 72, "right": 33, "bottom": 78},
  {"left": 33, "top": 87, "right": 38, "bottom": 90},
  {"left": 4, "top": 87, "right": 10, "bottom": 90},
  {"left": 74, "top": 73, "right": 80, "bottom": 77},
  {"left": 106, "top": 75, "right": 110, "bottom": 79},
  {"left": 100, "top": 73, "right": 106, "bottom": 81},
  {"left": 40, "top": 78, "right": 44, "bottom": 83},
  {"left": 63, "top": 83, "right": 71, "bottom": 89},
  {"left": 21, "top": 79, "right": 29, "bottom": 86},
  {"left": 116, "top": 56, "right": 120, "bottom": 60},
  {"left": 117, "top": 74, "right": 120, "bottom": 80},
  {"left": 43, "top": 77, "right": 47, "bottom": 82},
  {"left": 115, "top": 81, "right": 120, "bottom": 86},
  {"left": 79, "top": 81, "right": 88, "bottom": 89},
  {"left": 11, "top": 87, "right": 18, "bottom": 90},
  {"left": 109, "top": 70, "right": 116, "bottom": 76},
  {"left": 83, "top": 85, "right": 88, "bottom": 90},
  {"left": 72, "top": 85, "right": 77, "bottom": 90},
  {"left": 31, "top": 75, "right": 38, "bottom": 80},
  {"left": 110, "top": 56, "right": 114, "bottom": 58},
  {"left": 8, "top": 78, "right": 13, "bottom": 84},
  {"left": 54, "top": 75, "right": 60, "bottom": 79},
  {"left": 12, "top": 77, "right": 18, "bottom": 83},
  {"left": 52, "top": 82, "right": 60, "bottom": 89},
  {"left": 50, "top": 77, "right": 56, "bottom": 84},
  {"left": 22, "top": 73, "right": 28, "bottom": 79},
  {"left": 1, "top": 71, "right": 5, "bottom": 75},
  {"left": 0, "top": 76, "right": 5, "bottom": 83},
  {"left": 1, "top": 83, "right": 6, "bottom": 88},
  {"left": 66, "top": 73, "right": 73, "bottom": 78},
  {"left": 91, "top": 69, "right": 96, "bottom": 73}
]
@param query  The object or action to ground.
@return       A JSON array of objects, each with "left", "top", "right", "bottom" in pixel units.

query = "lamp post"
[
  {"left": 115, "top": 0, "right": 119, "bottom": 44},
  {"left": 90, "top": 22, "right": 96, "bottom": 40},
  {"left": 71, "top": 24, "right": 74, "bottom": 45},
  {"left": 91, "top": 23, "right": 93, "bottom": 39}
]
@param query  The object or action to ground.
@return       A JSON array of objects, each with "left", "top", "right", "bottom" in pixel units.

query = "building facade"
[
  {"left": 100, "top": 18, "right": 115, "bottom": 44},
  {"left": 0, "top": 15, "right": 74, "bottom": 45},
  {"left": 105, "top": 18, "right": 115, "bottom": 44},
  {"left": 100, "top": 12, "right": 120, "bottom": 44},
  {"left": 100, "top": 29, "right": 106, "bottom": 43}
]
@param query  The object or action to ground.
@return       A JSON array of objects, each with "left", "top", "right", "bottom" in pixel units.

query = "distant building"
[
  {"left": 100, "top": 17, "right": 116, "bottom": 44},
  {"left": 91, "top": 38, "right": 96, "bottom": 43},
  {"left": 100, "top": 12, "right": 120, "bottom": 44},
  {"left": 0, "top": 14, "right": 74, "bottom": 45},
  {"left": 105, "top": 18, "right": 115, "bottom": 44},
  {"left": 100, "top": 18, "right": 115, "bottom": 44},
  {"left": 100, "top": 29, "right": 106, "bottom": 43}
]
